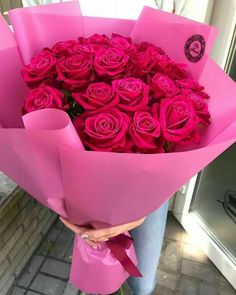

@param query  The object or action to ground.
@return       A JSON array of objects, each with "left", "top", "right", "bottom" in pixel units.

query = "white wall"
[
  {"left": 22, "top": 0, "right": 157, "bottom": 18},
  {"left": 22, "top": 0, "right": 215, "bottom": 23},
  {"left": 210, "top": 0, "right": 236, "bottom": 68}
]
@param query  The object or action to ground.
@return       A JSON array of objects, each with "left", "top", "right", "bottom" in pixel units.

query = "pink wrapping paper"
[
  {"left": 9, "top": 1, "right": 84, "bottom": 64},
  {"left": 83, "top": 16, "right": 136, "bottom": 37},
  {"left": 131, "top": 6, "right": 218, "bottom": 80},
  {"left": 0, "top": 1, "right": 235, "bottom": 293},
  {"left": 71, "top": 233, "right": 137, "bottom": 294},
  {"left": 0, "top": 13, "right": 26, "bottom": 128}
]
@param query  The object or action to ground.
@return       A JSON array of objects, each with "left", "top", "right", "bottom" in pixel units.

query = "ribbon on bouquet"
[{"left": 106, "top": 234, "right": 142, "bottom": 277}]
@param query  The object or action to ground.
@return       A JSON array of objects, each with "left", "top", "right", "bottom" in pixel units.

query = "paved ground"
[{"left": 8, "top": 213, "right": 236, "bottom": 295}]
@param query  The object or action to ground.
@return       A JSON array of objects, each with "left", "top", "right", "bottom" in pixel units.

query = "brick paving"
[{"left": 8, "top": 214, "right": 236, "bottom": 295}]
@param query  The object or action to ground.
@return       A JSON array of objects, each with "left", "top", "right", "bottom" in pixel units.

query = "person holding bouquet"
[
  {"left": 5, "top": 1, "right": 226, "bottom": 295},
  {"left": 60, "top": 202, "right": 168, "bottom": 295}
]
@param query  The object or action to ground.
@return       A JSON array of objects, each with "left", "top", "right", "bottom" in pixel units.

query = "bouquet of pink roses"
[
  {"left": 0, "top": 1, "right": 236, "bottom": 294},
  {"left": 22, "top": 33, "right": 210, "bottom": 154}
]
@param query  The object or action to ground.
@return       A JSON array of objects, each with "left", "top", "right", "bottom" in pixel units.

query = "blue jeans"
[{"left": 128, "top": 201, "right": 169, "bottom": 295}]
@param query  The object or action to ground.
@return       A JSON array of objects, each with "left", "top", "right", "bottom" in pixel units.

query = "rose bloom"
[
  {"left": 94, "top": 48, "right": 129, "bottom": 80},
  {"left": 182, "top": 90, "right": 211, "bottom": 125},
  {"left": 72, "top": 82, "right": 118, "bottom": 114},
  {"left": 112, "top": 78, "right": 150, "bottom": 112},
  {"left": 22, "top": 50, "right": 57, "bottom": 88},
  {"left": 150, "top": 73, "right": 179, "bottom": 99},
  {"left": 129, "top": 50, "right": 157, "bottom": 77},
  {"left": 52, "top": 39, "right": 101, "bottom": 57},
  {"left": 176, "top": 76, "right": 210, "bottom": 99},
  {"left": 146, "top": 46, "right": 170, "bottom": 66},
  {"left": 51, "top": 40, "right": 79, "bottom": 57},
  {"left": 129, "top": 104, "right": 163, "bottom": 153},
  {"left": 24, "top": 84, "right": 67, "bottom": 113},
  {"left": 138, "top": 42, "right": 165, "bottom": 54},
  {"left": 176, "top": 76, "right": 204, "bottom": 91},
  {"left": 159, "top": 95, "right": 200, "bottom": 143},
  {"left": 70, "top": 43, "right": 101, "bottom": 56},
  {"left": 79, "top": 33, "right": 110, "bottom": 47},
  {"left": 128, "top": 44, "right": 166, "bottom": 78},
  {"left": 158, "top": 60, "right": 189, "bottom": 80},
  {"left": 74, "top": 108, "right": 132, "bottom": 152},
  {"left": 110, "top": 34, "right": 134, "bottom": 52},
  {"left": 56, "top": 53, "right": 94, "bottom": 91}
]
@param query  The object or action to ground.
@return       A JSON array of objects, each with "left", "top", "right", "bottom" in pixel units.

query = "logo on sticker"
[{"left": 184, "top": 34, "right": 206, "bottom": 63}]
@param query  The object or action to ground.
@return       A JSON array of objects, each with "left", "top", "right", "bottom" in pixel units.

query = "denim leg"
[{"left": 127, "top": 201, "right": 169, "bottom": 295}]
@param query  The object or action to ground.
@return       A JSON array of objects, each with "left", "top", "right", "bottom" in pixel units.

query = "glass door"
[
  {"left": 190, "top": 32, "right": 236, "bottom": 267},
  {"left": 189, "top": 144, "right": 236, "bottom": 266},
  {"left": 225, "top": 25, "right": 236, "bottom": 81},
  {"left": 173, "top": 12, "right": 236, "bottom": 289}
]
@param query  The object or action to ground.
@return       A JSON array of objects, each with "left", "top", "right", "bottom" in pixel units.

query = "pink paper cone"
[
  {"left": 0, "top": 1, "right": 235, "bottom": 293},
  {"left": 9, "top": 1, "right": 84, "bottom": 64},
  {"left": 70, "top": 234, "right": 137, "bottom": 294},
  {"left": 130, "top": 6, "right": 218, "bottom": 80},
  {"left": 0, "top": 14, "right": 25, "bottom": 128}
]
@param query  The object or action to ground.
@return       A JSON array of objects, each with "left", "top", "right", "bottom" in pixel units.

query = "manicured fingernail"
[
  {"left": 81, "top": 234, "right": 89, "bottom": 240},
  {"left": 92, "top": 245, "right": 98, "bottom": 249}
]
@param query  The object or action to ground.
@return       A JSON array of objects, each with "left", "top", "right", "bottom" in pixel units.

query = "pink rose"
[
  {"left": 22, "top": 50, "right": 57, "bottom": 88},
  {"left": 70, "top": 43, "right": 101, "bottom": 56},
  {"left": 176, "top": 76, "right": 204, "bottom": 91},
  {"left": 129, "top": 104, "right": 162, "bottom": 153},
  {"left": 129, "top": 45, "right": 166, "bottom": 77},
  {"left": 112, "top": 78, "right": 150, "bottom": 112},
  {"left": 24, "top": 84, "right": 67, "bottom": 113},
  {"left": 148, "top": 47, "right": 170, "bottom": 74},
  {"left": 176, "top": 77, "right": 210, "bottom": 99},
  {"left": 51, "top": 40, "right": 78, "bottom": 57},
  {"left": 146, "top": 47, "right": 170, "bottom": 66},
  {"left": 138, "top": 42, "right": 165, "bottom": 55},
  {"left": 129, "top": 50, "right": 156, "bottom": 77},
  {"left": 194, "top": 90, "right": 209, "bottom": 100},
  {"left": 159, "top": 96, "right": 200, "bottom": 143},
  {"left": 74, "top": 108, "right": 131, "bottom": 152},
  {"left": 110, "top": 34, "right": 133, "bottom": 52},
  {"left": 112, "top": 33, "right": 132, "bottom": 43},
  {"left": 94, "top": 48, "right": 129, "bottom": 79},
  {"left": 182, "top": 91, "right": 210, "bottom": 125},
  {"left": 158, "top": 61, "right": 189, "bottom": 80},
  {"left": 72, "top": 82, "right": 118, "bottom": 114},
  {"left": 56, "top": 53, "right": 94, "bottom": 91},
  {"left": 79, "top": 34, "right": 110, "bottom": 47},
  {"left": 150, "top": 73, "right": 179, "bottom": 99},
  {"left": 155, "top": 53, "right": 171, "bottom": 66},
  {"left": 52, "top": 39, "right": 101, "bottom": 57}
]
